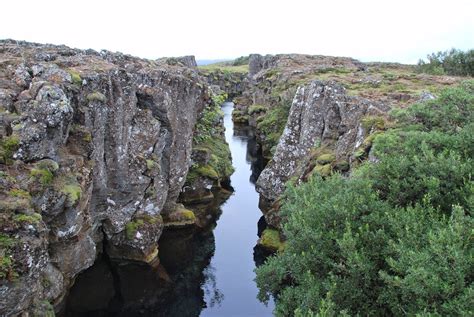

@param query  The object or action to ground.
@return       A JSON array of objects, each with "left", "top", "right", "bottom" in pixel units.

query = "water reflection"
[{"left": 63, "top": 102, "right": 272, "bottom": 316}]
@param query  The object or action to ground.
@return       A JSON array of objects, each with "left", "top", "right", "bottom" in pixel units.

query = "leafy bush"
[
  {"left": 417, "top": 48, "right": 474, "bottom": 76},
  {"left": 256, "top": 82, "right": 474, "bottom": 316},
  {"left": 232, "top": 55, "right": 250, "bottom": 66}
]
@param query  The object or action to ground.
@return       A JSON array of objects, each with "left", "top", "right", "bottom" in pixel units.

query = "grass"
[{"left": 198, "top": 63, "right": 249, "bottom": 74}]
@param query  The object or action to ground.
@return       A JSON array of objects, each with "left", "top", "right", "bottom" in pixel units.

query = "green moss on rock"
[
  {"left": 196, "top": 165, "right": 219, "bottom": 180},
  {"left": 146, "top": 159, "right": 157, "bottom": 170},
  {"left": 30, "top": 168, "right": 54, "bottom": 185},
  {"left": 87, "top": 92, "right": 107, "bottom": 103},
  {"left": 37, "top": 159, "right": 59, "bottom": 172},
  {"left": 232, "top": 109, "right": 249, "bottom": 123},
  {"left": 13, "top": 213, "right": 42, "bottom": 224},
  {"left": 314, "top": 164, "right": 332, "bottom": 177},
  {"left": 9, "top": 189, "right": 31, "bottom": 199},
  {"left": 61, "top": 184, "right": 82, "bottom": 205},
  {"left": 163, "top": 205, "right": 196, "bottom": 227},
  {"left": 316, "top": 153, "right": 336, "bottom": 165},
  {"left": 248, "top": 104, "right": 267, "bottom": 115},
  {"left": 334, "top": 160, "right": 350, "bottom": 172},
  {"left": 361, "top": 115, "right": 386, "bottom": 131},
  {"left": 0, "top": 135, "right": 20, "bottom": 164},
  {"left": 259, "top": 228, "right": 285, "bottom": 252},
  {"left": 125, "top": 219, "right": 144, "bottom": 240},
  {"left": 68, "top": 69, "right": 82, "bottom": 86}
]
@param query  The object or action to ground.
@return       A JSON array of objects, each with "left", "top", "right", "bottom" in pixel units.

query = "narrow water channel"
[
  {"left": 200, "top": 101, "right": 274, "bottom": 316},
  {"left": 64, "top": 102, "right": 273, "bottom": 316}
]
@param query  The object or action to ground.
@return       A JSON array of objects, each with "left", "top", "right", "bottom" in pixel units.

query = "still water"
[{"left": 64, "top": 102, "right": 273, "bottom": 316}]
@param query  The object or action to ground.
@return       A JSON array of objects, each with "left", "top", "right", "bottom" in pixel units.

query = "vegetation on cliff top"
[
  {"left": 417, "top": 48, "right": 474, "bottom": 76},
  {"left": 186, "top": 93, "right": 234, "bottom": 184},
  {"left": 256, "top": 81, "right": 474, "bottom": 316},
  {"left": 198, "top": 63, "right": 249, "bottom": 74}
]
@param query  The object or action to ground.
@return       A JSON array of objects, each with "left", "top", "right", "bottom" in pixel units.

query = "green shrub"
[
  {"left": 256, "top": 82, "right": 474, "bottom": 316},
  {"left": 417, "top": 48, "right": 474, "bottom": 76}
]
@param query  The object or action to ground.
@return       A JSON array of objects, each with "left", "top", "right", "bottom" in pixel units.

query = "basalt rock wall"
[{"left": 0, "top": 40, "right": 211, "bottom": 315}]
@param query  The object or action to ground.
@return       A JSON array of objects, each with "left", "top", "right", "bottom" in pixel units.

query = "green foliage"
[
  {"left": 256, "top": 82, "right": 474, "bottom": 316},
  {"left": 232, "top": 109, "right": 249, "bottom": 123},
  {"left": 194, "top": 93, "right": 226, "bottom": 144},
  {"left": 232, "top": 55, "right": 250, "bottom": 66},
  {"left": 417, "top": 48, "right": 474, "bottom": 76},
  {"left": 187, "top": 92, "right": 234, "bottom": 184},
  {"left": 30, "top": 168, "right": 54, "bottom": 185},
  {"left": 391, "top": 80, "right": 474, "bottom": 133},
  {"left": 257, "top": 102, "right": 291, "bottom": 154},
  {"left": 248, "top": 104, "right": 267, "bottom": 115}
]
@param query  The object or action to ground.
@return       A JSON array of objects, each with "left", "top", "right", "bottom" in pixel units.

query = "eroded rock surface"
[
  {"left": 256, "top": 80, "right": 389, "bottom": 226},
  {"left": 0, "top": 40, "right": 214, "bottom": 315}
]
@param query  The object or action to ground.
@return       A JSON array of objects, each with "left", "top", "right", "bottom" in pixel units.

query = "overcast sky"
[{"left": 1, "top": 0, "right": 473, "bottom": 64}]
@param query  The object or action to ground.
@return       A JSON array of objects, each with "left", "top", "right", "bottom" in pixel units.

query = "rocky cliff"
[
  {"left": 255, "top": 81, "right": 389, "bottom": 226},
  {"left": 0, "top": 40, "right": 220, "bottom": 315}
]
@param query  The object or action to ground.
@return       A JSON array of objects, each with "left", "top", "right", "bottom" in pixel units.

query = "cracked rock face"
[
  {"left": 256, "top": 80, "right": 389, "bottom": 225},
  {"left": 0, "top": 40, "right": 210, "bottom": 315}
]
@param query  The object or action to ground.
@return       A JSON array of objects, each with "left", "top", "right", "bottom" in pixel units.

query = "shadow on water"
[{"left": 63, "top": 102, "right": 273, "bottom": 316}]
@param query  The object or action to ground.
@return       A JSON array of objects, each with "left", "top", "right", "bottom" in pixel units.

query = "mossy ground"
[
  {"left": 125, "top": 214, "right": 162, "bottom": 240},
  {"left": 163, "top": 205, "right": 196, "bottom": 227}
]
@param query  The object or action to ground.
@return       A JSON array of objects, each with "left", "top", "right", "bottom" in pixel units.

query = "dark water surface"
[{"left": 64, "top": 102, "right": 273, "bottom": 316}]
